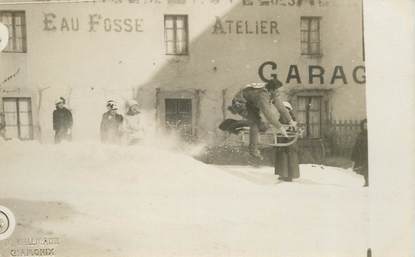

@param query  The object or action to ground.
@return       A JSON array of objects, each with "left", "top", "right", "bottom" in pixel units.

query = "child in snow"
[
  {"left": 100, "top": 100, "right": 124, "bottom": 144},
  {"left": 123, "top": 99, "right": 144, "bottom": 145},
  {"left": 274, "top": 101, "right": 300, "bottom": 182},
  {"left": 351, "top": 119, "right": 369, "bottom": 187},
  {"left": 224, "top": 78, "right": 296, "bottom": 160}
]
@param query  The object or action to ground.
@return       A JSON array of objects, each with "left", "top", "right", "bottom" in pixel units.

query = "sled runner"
[
  {"left": 219, "top": 118, "right": 302, "bottom": 148},
  {"left": 239, "top": 126, "right": 302, "bottom": 147}
]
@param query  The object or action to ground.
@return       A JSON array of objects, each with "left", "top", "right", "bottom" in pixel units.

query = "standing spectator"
[
  {"left": 100, "top": 100, "right": 124, "bottom": 144},
  {"left": 351, "top": 119, "right": 369, "bottom": 187},
  {"left": 53, "top": 97, "right": 73, "bottom": 144},
  {"left": 123, "top": 99, "right": 144, "bottom": 145},
  {"left": 0, "top": 112, "right": 6, "bottom": 140},
  {"left": 275, "top": 101, "right": 300, "bottom": 182}
]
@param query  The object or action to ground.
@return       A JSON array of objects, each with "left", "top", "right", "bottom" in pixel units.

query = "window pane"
[
  {"left": 301, "top": 31, "right": 308, "bottom": 42},
  {"left": 4, "top": 100, "right": 17, "bottom": 112},
  {"left": 14, "top": 15, "right": 23, "bottom": 25},
  {"left": 19, "top": 125, "right": 31, "bottom": 139},
  {"left": 4, "top": 113, "right": 17, "bottom": 125},
  {"left": 0, "top": 13, "right": 13, "bottom": 26},
  {"left": 176, "top": 41, "right": 187, "bottom": 54},
  {"left": 166, "top": 41, "right": 175, "bottom": 54},
  {"left": 18, "top": 99, "right": 31, "bottom": 112},
  {"left": 301, "top": 42, "right": 308, "bottom": 54},
  {"left": 5, "top": 126, "right": 18, "bottom": 139},
  {"left": 310, "top": 43, "right": 320, "bottom": 54},
  {"left": 310, "top": 19, "right": 319, "bottom": 30},
  {"left": 310, "top": 112, "right": 321, "bottom": 138},
  {"left": 15, "top": 25, "right": 23, "bottom": 38},
  {"left": 176, "top": 17, "right": 185, "bottom": 29},
  {"left": 178, "top": 99, "right": 191, "bottom": 113},
  {"left": 165, "top": 18, "right": 174, "bottom": 29},
  {"left": 19, "top": 112, "right": 32, "bottom": 125},
  {"left": 165, "top": 99, "right": 178, "bottom": 113},
  {"left": 176, "top": 28, "right": 185, "bottom": 41},
  {"left": 310, "top": 31, "right": 319, "bottom": 42},
  {"left": 165, "top": 29, "right": 174, "bottom": 41},
  {"left": 297, "top": 97, "right": 307, "bottom": 111},
  {"left": 310, "top": 97, "right": 321, "bottom": 111},
  {"left": 300, "top": 19, "right": 309, "bottom": 30},
  {"left": 296, "top": 111, "right": 306, "bottom": 125}
]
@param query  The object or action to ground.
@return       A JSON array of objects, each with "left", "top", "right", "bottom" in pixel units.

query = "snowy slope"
[{"left": 0, "top": 140, "right": 368, "bottom": 257}]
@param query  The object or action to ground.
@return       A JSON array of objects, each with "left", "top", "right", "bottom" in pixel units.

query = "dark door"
[{"left": 165, "top": 98, "right": 192, "bottom": 139}]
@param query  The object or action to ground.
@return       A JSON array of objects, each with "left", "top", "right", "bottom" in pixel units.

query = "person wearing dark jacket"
[
  {"left": 274, "top": 101, "right": 300, "bottom": 181},
  {"left": 351, "top": 119, "right": 369, "bottom": 187},
  {"left": 227, "top": 79, "right": 296, "bottom": 160},
  {"left": 53, "top": 97, "right": 73, "bottom": 144},
  {"left": 100, "top": 100, "right": 124, "bottom": 144}
]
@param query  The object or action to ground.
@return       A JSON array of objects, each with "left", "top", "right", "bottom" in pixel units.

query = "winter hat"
[
  {"left": 55, "top": 97, "right": 65, "bottom": 105},
  {"left": 106, "top": 100, "right": 118, "bottom": 110},
  {"left": 283, "top": 101, "right": 293, "bottom": 111},
  {"left": 126, "top": 99, "right": 138, "bottom": 107},
  {"left": 265, "top": 78, "right": 283, "bottom": 91}
]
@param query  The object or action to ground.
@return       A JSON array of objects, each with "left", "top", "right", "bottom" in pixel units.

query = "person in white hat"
[
  {"left": 100, "top": 100, "right": 124, "bottom": 144},
  {"left": 123, "top": 99, "right": 144, "bottom": 145},
  {"left": 53, "top": 97, "right": 73, "bottom": 144}
]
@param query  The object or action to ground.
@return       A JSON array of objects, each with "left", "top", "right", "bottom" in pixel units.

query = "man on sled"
[{"left": 219, "top": 78, "right": 296, "bottom": 161}]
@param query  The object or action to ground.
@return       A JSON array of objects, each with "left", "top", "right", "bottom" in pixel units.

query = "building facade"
[{"left": 0, "top": 0, "right": 366, "bottom": 144}]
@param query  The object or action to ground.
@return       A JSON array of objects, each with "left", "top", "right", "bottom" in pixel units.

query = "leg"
[
  {"left": 287, "top": 144, "right": 300, "bottom": 179},
  {"left": 246, "top": 102, "right": 263, "bottom": 159},
  {"left": 54, "top": 130, "right": 61, "bottom": 144},
  {"left": 276, "top": 148, "right": 289, "bottom": 180}
]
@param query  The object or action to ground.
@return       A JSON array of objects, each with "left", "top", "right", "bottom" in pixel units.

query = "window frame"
[
  {"left": 296, "top": 95, "right": 323, "bottom": 139},
  {"left": 2, "top": 97, "right": 33, "bottom": 140},
  {"left": 164, "top": 98, "right": 193, "bottom": 138},
  {"left": 300, "top": 16, "right": 322, "bottom": 58},
  {"left": 164, "top": 14, "right": 189, "bottom": 56},
  {"left": 0, "top": 10, "right": 27, "bottom": 53}
]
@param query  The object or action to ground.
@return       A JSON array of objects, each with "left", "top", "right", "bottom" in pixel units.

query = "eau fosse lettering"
[{"left": 43, "top": 13, "right": 144, "bottom": 32}]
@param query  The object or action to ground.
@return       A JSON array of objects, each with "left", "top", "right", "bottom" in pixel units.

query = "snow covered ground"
[{"left": 0, "top": 139, "right": 369, "bottom": 257}]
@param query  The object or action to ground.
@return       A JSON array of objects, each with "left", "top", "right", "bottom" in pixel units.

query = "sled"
[
  {"left": 219, "top": 118, "right": 303, "bottom": 148},
  {"left": 239, "top": 125, "right": 302, "bottom": 148}
]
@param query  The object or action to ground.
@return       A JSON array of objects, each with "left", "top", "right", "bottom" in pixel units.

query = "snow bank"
[{"left": 0, "top": 139, "right": 368, "bottom": 257}]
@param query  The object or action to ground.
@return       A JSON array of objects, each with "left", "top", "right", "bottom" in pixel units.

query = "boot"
[{"left": 249, "top": 149, "right": 264, "bottom": 161}]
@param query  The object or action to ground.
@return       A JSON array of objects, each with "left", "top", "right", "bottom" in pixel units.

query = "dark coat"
[
  {"left": 53, "top": 107, "right": 73, "bottom": 132},
  {"left": 100, "top": 111, "right": 124, "bottom": 144},
  {"left": 351, "top": 130, "right": 368, "bottom": 177},
  {"left": 275, "top": 109, "right": 300, "bottom": 179}
]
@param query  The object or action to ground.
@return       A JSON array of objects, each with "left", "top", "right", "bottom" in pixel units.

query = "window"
[
  {"left": 300, "top": 16, "right": 321, "bottom": 57},
  {"left": 296, "top": 96, "right": 322, "bottom": 138},
  {"left": 0, "top": 11, "right": 27, "bottom": 53},
  {"left": 3, "top": 97, "right": 33, "bottom": 140},
  {"left": 164, "top": 15, "right": 188, "bottom": 55},
  {"left": 165, "top": 98, "right": 192, "bottom": 138}
]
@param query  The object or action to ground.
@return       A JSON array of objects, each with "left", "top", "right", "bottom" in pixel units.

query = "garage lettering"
[{"left": 258, "top": 61, "right": 366, "bottom": 85}]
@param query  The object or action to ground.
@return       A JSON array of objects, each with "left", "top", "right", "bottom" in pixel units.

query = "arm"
[
  {"left": 68, "top": 110, "right": 73, "bottom": 129},
  {"left": 256, "top": 91, "right": 283, "bottom": 129},
  {"left": 100, "top": 114, "right": 106, "bottom": 141},
  {"left": 53, "top": 110, "right": 57, "bottom": 131},
  {"left": 272, "top": 93, "right": 293, "bottom": 124}
]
